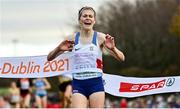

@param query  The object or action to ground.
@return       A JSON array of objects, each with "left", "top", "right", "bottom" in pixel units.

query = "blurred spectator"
[
  {"left": 128, "top": 100, "right": 138, "bottom": 108},
  {"left": 137, "top": 98, "right": 147, "bottom": 108},
  {"left": 155, "top": 95, "right": 167, "bottom": 108},
  {"left": 0, "top": 96, "right": 11, "bottom": 108},
  {"left": 8, "top": 81, "right": 20, "bottom": 108},
  {"left": 58, "top": 75, "right": 72, "bottom": 108},
  {"left": 17, "top": 78, "right": 33, "bottom": 108},
  {"left": 175, "top": 97, "right": 180, "bottom": 108},
  {"left": 105, "top": 98, "right": 112, "bottom": 108},
  {"left": 33, "top": 78, "right": 51, "bottom": 108},
  {"left": 167, "top": 94, "right": 176, "bottom": 108},
  {"left": 147, "top": 96, "right": 155, "bottom": 108}
]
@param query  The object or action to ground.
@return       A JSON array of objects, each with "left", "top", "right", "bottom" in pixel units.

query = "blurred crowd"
[
  {"left": 0, "top": 76, "right": 180, "bottom": 108},
  {"left": 105, "top": 93, "right": 180, "bottom": 108},
  {"left": 0, "top": 76, "right": 72, "bottom": 108}
]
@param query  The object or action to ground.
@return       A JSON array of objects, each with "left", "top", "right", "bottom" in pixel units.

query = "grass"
[{"left": 0, "top": 88, "right": 9, "bottom": 96}]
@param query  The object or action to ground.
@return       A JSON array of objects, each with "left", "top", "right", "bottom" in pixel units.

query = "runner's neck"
[{"left": 80, "top": 29, "right": 94, "bottom": 38}]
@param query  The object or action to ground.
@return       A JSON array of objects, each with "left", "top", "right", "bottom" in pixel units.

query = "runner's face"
[{"left": 79, "top": 9, "right": 95, "bottom": 30}]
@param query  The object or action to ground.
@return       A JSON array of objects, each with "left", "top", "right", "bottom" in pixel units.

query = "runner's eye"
[
  {"left": 82, "top": 14, "right": 93, "bottom": 18},
  {"left": 83, "top": 14, "right": 87, "bottom": 18},
  {"left": 89, "top": 15, "right": 93, "bottom": 18}
]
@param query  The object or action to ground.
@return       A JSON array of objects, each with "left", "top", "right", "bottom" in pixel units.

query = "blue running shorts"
[{"left": 72, "top": 77, "right": 104, "bottom": 98}]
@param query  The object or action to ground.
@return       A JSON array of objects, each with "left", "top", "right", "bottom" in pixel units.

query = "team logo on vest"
[
  {"left": 75, "top": 48, "right": 81, "bottom": 51},
  {"left": 90, "top": 46, "right": 94, "bottom": 51},
  {"left": 166, "top": 78, "right": 175, "bottom": 87}
]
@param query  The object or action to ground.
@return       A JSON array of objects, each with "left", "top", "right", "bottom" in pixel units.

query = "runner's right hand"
[{"left": 58, "top": 40, "right": 74, "bottom": 51}]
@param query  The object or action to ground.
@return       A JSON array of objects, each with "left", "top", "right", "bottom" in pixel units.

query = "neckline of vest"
[{"left": 75, "top": 31, "right": 97, "bottom": 46}]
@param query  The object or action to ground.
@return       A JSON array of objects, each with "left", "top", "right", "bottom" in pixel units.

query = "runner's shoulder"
[{"left": 97, "top": 32, "right": 106, "bottom": 45}]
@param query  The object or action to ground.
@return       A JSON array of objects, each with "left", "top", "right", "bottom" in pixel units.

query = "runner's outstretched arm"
[{"left": 47, "top": 40, "right": 74, "bottom": 61}]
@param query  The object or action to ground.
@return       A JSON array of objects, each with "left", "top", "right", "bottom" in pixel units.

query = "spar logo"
[{"left": 119, "top": 78, "right": 175, "bottom": 92}]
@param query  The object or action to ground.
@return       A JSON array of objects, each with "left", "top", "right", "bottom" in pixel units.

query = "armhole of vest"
[
  {"left": 92, "top": 31, "right": 97, "bottom": 46},
  {"left": 75, "top": 32, "right": 80, "bottom": 46}
]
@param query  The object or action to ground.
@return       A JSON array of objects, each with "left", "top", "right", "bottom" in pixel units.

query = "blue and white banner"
[
  {"left": 0, "top": 52, "right": 102, "bottom": 78},
  {"left": 0, "top": 54, "right": 180, "bottom": 97}
]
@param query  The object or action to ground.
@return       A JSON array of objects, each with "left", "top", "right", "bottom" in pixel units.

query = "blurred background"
[{"left": 0, "top": 0, "right": 180, "bottom": 108}]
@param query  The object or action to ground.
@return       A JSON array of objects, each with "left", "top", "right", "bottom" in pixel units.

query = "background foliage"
[{"left": 96, "top": 0, "right": 180, "bottom": 77}]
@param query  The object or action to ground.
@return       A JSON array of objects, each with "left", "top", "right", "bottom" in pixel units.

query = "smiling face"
[{"left": 79, "top": 9, "right": 96, "bottom": 31}]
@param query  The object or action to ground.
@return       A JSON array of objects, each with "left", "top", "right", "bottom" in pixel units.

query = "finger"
[
  {"left": 67, "top": 40, "right": 75, "bottom": 44},
  {"left": 68, "top": 40, "right": 74, "bottom": 44},
  {"left": 64, "top": 40, "right": 69, "bottom": 42},
  {"left": 69, "top": 44, "right": 74, "bottom": 48},
  {"left": 107, "top": 34, "right": 114, "bottom": 40},
  {"left": 111, "top": 37, "right": 114, "bottom": 40},
  {"left": 106, "top": 34, "right": 112, "bottom": 39},
  {"left": 68, "top": 47, "right": 73, "bottom": 51},
  {"left": 105, "top": 34, "right": 108, "bottom": 38},
  {"left": 63, "top": 40, "right": 69, "bottom": 44},
  {"left": 63, "top": 40, "right": 74, "bottom": 44},
  {"left": 105, "top": 35, "right": 110, "bottom": 39}
]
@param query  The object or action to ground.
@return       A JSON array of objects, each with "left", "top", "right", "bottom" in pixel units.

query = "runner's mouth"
[{"left": 84, "top": 22, "right": 92, "bottom": 25}]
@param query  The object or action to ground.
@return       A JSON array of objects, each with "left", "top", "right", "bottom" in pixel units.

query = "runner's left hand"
[{"left": 105, "top": 34, "right": 115, "bottom": 50}]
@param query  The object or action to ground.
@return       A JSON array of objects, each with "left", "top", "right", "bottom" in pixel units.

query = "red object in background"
[
  {"left": 120, "top": 98, "right": 128, "bottom": 108},
  {"left": 47, "top": 103, "right": 62, "bottom": 108}
]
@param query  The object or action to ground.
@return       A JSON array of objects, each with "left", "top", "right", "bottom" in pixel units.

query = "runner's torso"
[{"left": 72, "top": 31, "right": 103, "bottom": 80}]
